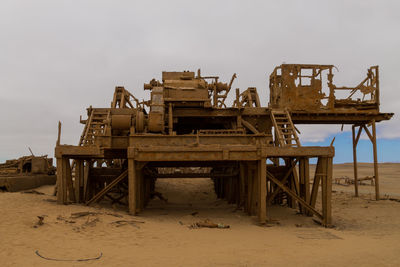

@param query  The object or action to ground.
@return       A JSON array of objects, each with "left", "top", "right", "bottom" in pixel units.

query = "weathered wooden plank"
[
  {"left": 372, "top": 120, "right": 380, "bottom": 200},
  {"left": 266, "top": 159, "right": 299, "bottom": 204},
  {"left": 267, "top": 172, "right": 323, "bottom": 220},
  {"left": 86, "top": 170, "right": 128, "bottom": 206},
  {"left": 55, "top": 145, "right": 102, "bottom": 158},
  {"left": 239, "top": 163, "right": 245, "bottom": 208},
  {"left": 258, "top": 158, "right": 267, "bottom": 223},
  {"left": 323, "top": 157, "right": 333, "bottom": 226},
  {"left": 74, "top": 159, "right": 84, "bottom": 203},
  {"left": 310, "top": 158, "right": 322, "bottom": 208},
  {"left": 56, "top": 157, "right": 64, "bottom": 204},
  {"left": 128, "top": 159, "right": 136, "bottom": 215},
  {"left": 352, "top": 125, "right": 359, "bottom": 197},
  {"left": 299, "top": 158, "right": 310, "bottom": 215}
]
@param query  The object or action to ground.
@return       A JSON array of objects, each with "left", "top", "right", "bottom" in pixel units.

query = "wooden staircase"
[
  {"left": 79, "top": 109, "right": 109, "bottom": 146},
  {"left": 270, "top": 109, "right": 301, "bottom": 147}
]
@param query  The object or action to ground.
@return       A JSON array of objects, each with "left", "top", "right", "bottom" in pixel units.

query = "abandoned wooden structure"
[
  {"left": 270, "top": 64, "right": 393, "bottom": 199},
  {"left": 55, "top": 65, "right": 392, "bottom": 227}
]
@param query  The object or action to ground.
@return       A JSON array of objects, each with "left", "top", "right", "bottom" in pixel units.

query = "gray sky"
[{"left": 0, "top": 0, "right": 399, "bottom": 162}]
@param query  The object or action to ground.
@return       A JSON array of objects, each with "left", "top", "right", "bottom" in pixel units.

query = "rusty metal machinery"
[{"left": 55, "top": 65, "right": 393, "bottom": 226}]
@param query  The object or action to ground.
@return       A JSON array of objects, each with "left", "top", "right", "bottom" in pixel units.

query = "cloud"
[{"left": 0, "top": 0, "right": 399, "bottom": 162}]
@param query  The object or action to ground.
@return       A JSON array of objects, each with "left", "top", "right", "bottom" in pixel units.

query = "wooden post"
[
  {"left": 83, "top": 161, "right": 90, "bottom": 202},
  {"left": 372, "top": 120, "right": 380, "bottom": 200},
  {"left": 136, "top": 169, "right": 142, "bottom": 212},
  {"left": 239, "top": 162, "right": 245, "bottom": 208},
  {"left": 310, "top": 158, "right": 321, "bottom": 209},
  {"left": 247, "top": 165, "right": 253, "bottom": 215},
  {"left": 291, "top": 160, "right": 300, "bottom": 209},
  {"left": 321, "top": 157, "right": 332, "bottom": 226},
  {"left": 258, "top": 158, "right": 267, "bottom": 223},
  {"left": 299, "top": 157, "right": 310, "bottom": 215},
  {"left": 168, "top": 103, "right": 173, "bottom": 135},
  {"left": 128, "top": 159, "right": 137, "bottom": 215},
  {"left": 56, "top": 157, "right": 65, "bottom": 204},
  {"left": 252, "top": 167, "right": 258, "bottom": 215},
  {"left": 57, "top": 121, "right": 61, "bottom": 146},
  {"left": 74, "top": 159, "right": 84, "bottom": 203},
  {"left": 65, "top": 159, "right": 75, "bottom": 202},
  {"left": 352, "top": 125, "right": 359, "bottom": 197}
]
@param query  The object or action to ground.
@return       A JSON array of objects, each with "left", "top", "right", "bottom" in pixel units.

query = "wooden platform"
[{"left": 55, "top": 142, "right": 334, "bottom": 226}]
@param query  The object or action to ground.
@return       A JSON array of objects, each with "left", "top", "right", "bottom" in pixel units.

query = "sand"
[{"left": 1, "top": 163, "right": 400, "bottom": 266}]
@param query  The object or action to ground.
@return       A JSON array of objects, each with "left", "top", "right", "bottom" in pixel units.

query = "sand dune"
[{"left": 0, "top": 163, "right": 399, "bottom": 266}]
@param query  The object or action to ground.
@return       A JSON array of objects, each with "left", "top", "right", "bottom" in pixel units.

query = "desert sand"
[{"left": 1, "top": 163, "right": 400, "bottom": 266}]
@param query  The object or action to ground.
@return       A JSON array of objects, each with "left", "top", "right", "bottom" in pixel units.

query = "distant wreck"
[{"left": 0, "top": 155, "right": 56, "bottom": 192}]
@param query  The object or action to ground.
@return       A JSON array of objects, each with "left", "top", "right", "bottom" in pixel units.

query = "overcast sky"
[{"left": 0, "top": 0, "right": 399, "bottom": 162}]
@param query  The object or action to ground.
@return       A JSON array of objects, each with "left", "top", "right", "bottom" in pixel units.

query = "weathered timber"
[{"left": 54, "top": 65, "right": 392, "bottom": 226}]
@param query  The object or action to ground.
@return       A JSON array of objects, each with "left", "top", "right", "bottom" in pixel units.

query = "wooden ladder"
[
  {"left": 270, "top": 109, "right": 301, "bottom": 147},
  {"left": 79, "top": 109, "right": 109, "bottom": 146}
]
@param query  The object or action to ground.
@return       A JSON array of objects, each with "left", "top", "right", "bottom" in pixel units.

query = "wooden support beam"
[
  {"left": 83, "top": 161, "right": 90, "bottom": 202},
  {"left": 258, "top": 158, "right": 267, "bottom": 223},
  {"left": 56, "top": 157, "right": 65, "bottom": 204},
  {"left": 267, "top": 171, "right": 323, "bottom": 220},
  {"left": 239, "top": 162, "right": 245, "bottom": 208},
  {"left": 266, "top": 159, "right": 299, "bottom": 204},
  {"left": 362, "top": 125, "right": 373, "bottom": 141},
  {"left": 64, "top": 159, "right": 75, "bottom": 202},
  {"left": 290, "top": 160, "right": 300, "bottom": 208},
  {"left": 137, "top": 170, "right": 142, "bottom": 212},
  {"left": 299, "top": 157, "right": 310, "bottom": 215},
  {"left": 86, "top": 170, "right": 128, "bottom": 205},
  {"left": 168, "top": 103, "right": 173, "bottom": 135},
  {"left": 74, "top": 159, "right": 84, "bottom": 203},
  {"left": 310, "top": 158, "right": 322, "bottom": 209},
  {"left": 321, "top": 157, "right": 333, "bottom": 226},
  {"left": 241, "top": 119, "right": 259, "bottom": 134},
  {"left": 136, "top": 169, "right": 142, "bottom": 212},
  {"left": 128, "top": 159, "right": 137, "bottom": 215},
  {"left": 372, "top": 120, "right": 380, "bottom": 200},
  {"left": 352, "top": 125, "right": 359, "bottom": 197},
  {"left": 252, "top": 166, "right": 258, "bottom": 215},
  {"left": 247, "top": 165, "right": 253, "bottom": 214}
]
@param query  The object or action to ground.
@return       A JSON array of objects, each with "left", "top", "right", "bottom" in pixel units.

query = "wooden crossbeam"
[
  {"left": 267, "top": 159, "right": 299, "bottom": 204},
  {"left": 267, "top": 171, "right": 323, "bottom": 220},
  {"left": 86, "top": 169, "right": 128, "bottom": 205},
  {"left": 241, "top": 119, "right": 259, "bottom": 134},
  {"left": 310, "top": 159, "right": 322, "bottom": 208}
]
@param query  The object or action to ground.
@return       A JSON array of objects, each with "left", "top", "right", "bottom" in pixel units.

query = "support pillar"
[
  {"left": 372, "top": 120, "right": 380, "bottom": 200},
  {"left": 128, "top": 159, "right": 137, "bottom": 215},
  {"left": 56, "top": 157, "right": 66, "bottom": 204},
  {"left": 74, "top": 159, "right": 84, "bottom": 203},
  {"left": 352, "top": 125, "right": 362, "bottom": 197},
  {"left": 258, "top": 157, "right": 267, "bottom": 223},
  {"left": 321, "top": 157, "right": 332, "bottom": 226},
  {"left": 299, "top": 157, "right": 310, "bottom": 215}
]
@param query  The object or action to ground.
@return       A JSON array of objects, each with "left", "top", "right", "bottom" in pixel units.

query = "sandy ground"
[{"left": 1, "top": 163, "right": 400, "bottom": 266}]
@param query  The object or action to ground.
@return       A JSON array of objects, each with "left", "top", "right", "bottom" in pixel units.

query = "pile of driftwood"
[{"left": 334, "top": 176, "right": 375, "bottom": 186}]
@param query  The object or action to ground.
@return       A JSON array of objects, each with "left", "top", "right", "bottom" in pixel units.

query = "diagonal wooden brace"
[
  {"left": 86, "top": 169, "right": 128, "bottom": 205},
  {"left": 267, "top": 159, "right": 299, "bottom": 205},
  {"left": 267, "top": 171, "right": 323, "bottom": 220}
]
